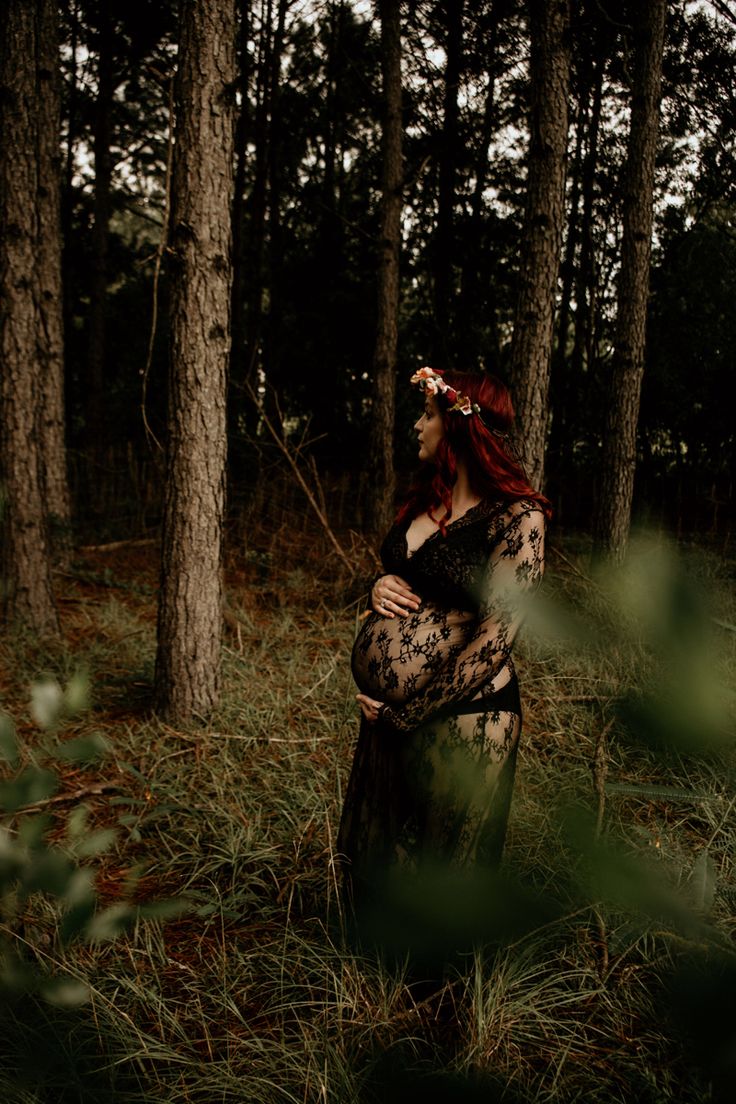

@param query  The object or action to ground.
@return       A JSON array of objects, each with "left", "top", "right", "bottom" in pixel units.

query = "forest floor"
[{"left": 1, "top": 506, "right": 735, "bottom": 1103}]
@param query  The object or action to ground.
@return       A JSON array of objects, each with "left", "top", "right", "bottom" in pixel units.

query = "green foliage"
[{"left": 0, "top": 677, "right": 169, "bottom": 1008}]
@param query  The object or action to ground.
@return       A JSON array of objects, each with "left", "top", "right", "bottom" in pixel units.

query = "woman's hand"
[
  {"left": 371, "top": 574, "right": 421, "bottom": 618},
  {"left": 356, "top": 693, "right": 383, "bottom": 722}
]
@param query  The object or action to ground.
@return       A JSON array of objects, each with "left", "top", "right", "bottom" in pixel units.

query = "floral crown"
[{"left": 410, "top": 366, "right": 480, "bottom": 416}]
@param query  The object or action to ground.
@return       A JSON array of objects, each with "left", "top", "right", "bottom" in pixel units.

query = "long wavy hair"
[{"left": 396, "top": 370, "right": 552, "bottom": 532}]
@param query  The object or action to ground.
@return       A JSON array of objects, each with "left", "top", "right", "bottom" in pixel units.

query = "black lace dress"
[{"left": 338, "top": 497, "right": 545, "bottom": 915}]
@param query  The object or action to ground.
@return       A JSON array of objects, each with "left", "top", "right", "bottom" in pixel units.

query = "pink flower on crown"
[
  {"left": 410, "top": 366, "right": 441, "bottom": 386},
  {"left": 411, "top": 366, "right": 448, "bottom": 398}
]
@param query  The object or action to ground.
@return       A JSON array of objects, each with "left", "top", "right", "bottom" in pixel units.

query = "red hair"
[{"left": 396, "top": 370, "right": 552, "bottom": 531}]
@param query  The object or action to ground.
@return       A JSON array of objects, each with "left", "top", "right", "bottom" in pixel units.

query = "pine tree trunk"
[
  {"left": 509, "top": 0, "right": 571, "bottom": 492},
  {"left": 571, "top": 49, "right": 604, "bottom": 384},
  {"left": 432, "top": 0, "right": 463, "bottom": 366},
  {"left": 244, "top": 0, "right": 272, "bottom": 383},
  {"left": 0, "top": 0, "right": 59, "bottom": 635},
  {"left": 593, "top": 0, "right": 666, "bottom": 562},
  {"left": 37, "top": 0, "right": 72, "bottom": 561},
  {"left": 229, "top": 3, "right": 250, "bottom": 386},
  {"left": 457, "top": 14, "right": 500, "bottom": 368},
  {"left": 321, "top": 0, "right": 345, "bottom": 263},
  {"left": 365, "top": 0, "right": 402, "bottom": 535},
  {"left": 547, "top": 90, "right": 583, "bottom": 501},
  {"left": 61, "top": 0, "right": 78, "bottom": 371},
  {"left": 86, "top": 5, "right": 114, "bottom": 499},
  {"left": 154, "top": 0, "right": 237, "bottom": 722},
  {"left": 264, "top": 0, "right": 289, "bottom": 393}
]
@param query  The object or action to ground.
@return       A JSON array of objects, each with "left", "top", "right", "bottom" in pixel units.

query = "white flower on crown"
[{"left": 410, "top": 366, "right": 442, "bottom": 388}]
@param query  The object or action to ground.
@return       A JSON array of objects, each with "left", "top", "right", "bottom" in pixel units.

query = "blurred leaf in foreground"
[
  {"left": 597, "top": 534, "right": 734, "bottom": 755},
  {"left": 29, "top": 678, "right": 65, "bottom": 730}
]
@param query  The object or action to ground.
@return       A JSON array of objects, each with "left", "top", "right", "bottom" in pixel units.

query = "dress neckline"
[{"left": 404, "top": 499, "right": 490, "bottom": 560}]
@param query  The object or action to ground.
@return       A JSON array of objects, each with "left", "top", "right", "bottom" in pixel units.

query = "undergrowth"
[{"left": 0, "top": 520, "right": 734, "bottom": 1103}]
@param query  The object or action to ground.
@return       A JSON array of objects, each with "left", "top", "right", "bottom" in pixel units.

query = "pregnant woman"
[{"left": 338, "top": 367, "right": 550, "bottom": 942}]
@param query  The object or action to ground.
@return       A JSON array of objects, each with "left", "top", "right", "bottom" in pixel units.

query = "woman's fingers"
[
  {"left": 386, "top": 579, "right": 419, "bottom": 605},
  {"left": 356, "top": 693, "right": 383, "bottom": 721},
  {"left": 372, "top": 574, "right": 421, "bottom": 617}
]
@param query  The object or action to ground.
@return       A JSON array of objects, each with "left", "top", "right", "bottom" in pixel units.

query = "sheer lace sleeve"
[{"left": 378, "top": 502, "right": 545, "bottom": 734}]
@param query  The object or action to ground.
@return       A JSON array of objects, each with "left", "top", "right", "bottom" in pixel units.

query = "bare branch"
[{"left": 245, "top": 382, "right": 357, "bottom": 575}]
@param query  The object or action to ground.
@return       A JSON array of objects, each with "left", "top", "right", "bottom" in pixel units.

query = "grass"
[{"left": 1, "top": 515, "right": 735, "bottom": 1103}]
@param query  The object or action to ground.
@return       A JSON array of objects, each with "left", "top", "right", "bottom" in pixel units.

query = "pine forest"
[{"left": 1, "top": 1, "right": 735, "bottom": 1101}]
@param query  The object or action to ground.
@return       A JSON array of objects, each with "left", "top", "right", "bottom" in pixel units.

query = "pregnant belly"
[{"left": 351, "top": 604, "right": 473, "bottom": 706}]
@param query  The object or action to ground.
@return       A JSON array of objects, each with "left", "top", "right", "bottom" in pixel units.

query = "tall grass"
[{"left": 1, "top": 521, "right": 734, "bottom": 1102}]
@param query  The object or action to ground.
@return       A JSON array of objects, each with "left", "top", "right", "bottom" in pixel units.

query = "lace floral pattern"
[
  {"left": 352, "top": 498, "right": 545, "bottom": 728},
  {"left": 339, "top": 497, "right": 545, "bottom": 897}
]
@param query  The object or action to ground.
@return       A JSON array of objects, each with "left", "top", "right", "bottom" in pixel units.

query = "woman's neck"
[{"left": 451, "top": 462, "right": 480, "bottom": 514}]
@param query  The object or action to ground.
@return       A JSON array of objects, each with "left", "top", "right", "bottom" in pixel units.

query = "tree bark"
[
  {"left": 593, "top": 0, "right": 666, "bottom": 562},
  {"left": 154, "top": 0, "right": 237, "bottom": 721},
  {"left": 547, "top": 88, "right": 583, "bottom": 499},
  {"left": 86, "top": 5, "right": 114, "bottom": 486},
  {"left": 243, "top": 0, "right": 273, "bottom": 383},
  {"left": 321, "top": 0, "right": 346, "bottom": 266},
  {"left": 547, "top": 9, "right": 610, "bottom": 507},
  {"left": 509, "top": 0, "right": 571, "bottom": 492},
  {"left": 0, "top": 0, "right": 59, "bottom": 634},
  {"left": 264, "top": 0, "right": 289, "bottom": 393},
  {"left": 457, "top": 12, "right": 500, "bottom": 369},
  {"left": 571, "top": 45, "right": 604, "bottom": 385},
  {"left": 432, "top": 0, "right": 464, "bottom": 366},
  {"left": 37, "top": 0, "right": 72, "bottom": 561},
  {"left": 365, "top": 0, "right": 402, "bottom": 535},
  {"left": 229, "top": 1, "right": 251, "bottom": 386}
]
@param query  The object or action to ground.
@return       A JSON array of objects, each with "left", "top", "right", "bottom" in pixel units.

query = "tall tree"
[
  {"left": 509, "top": 0, "right": 571, "bottom": 492},
  {"left": 548, "top": 6, "right": 608, "bottom": 509},
  {"left": 264, "top": 0, "right": 290, "bottom": 394},
  {"left": 37, "top": 0, "right": 72, "bottom": 559},
  {"left": 242, "top": 0, "right": 273, "bottom": 385},
  {"left": 457, "top": 2, "right": 502, "bottom": 370},
  {"left": 230, "top": 1, "right": 252, "bottom": 387},
  {"left": 154, "top": 0, "right": 237, "bottom": 720},
  {"left": 365, "top": 0, "right": 402, "bottom": 534},
  {"left": 85, "top": 0, "right": 115, "bottom": 486},
  {"left": 0, "top": 0, "right": 60, "bottom": 634},
  {"left": 432, "top": 0, "right": 464, "bottom": 366},
  {"left": 593, "top": 0, "right": 667, "bottom": 560}
]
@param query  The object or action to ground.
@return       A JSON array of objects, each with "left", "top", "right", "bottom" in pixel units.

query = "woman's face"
[{"left": 414, "top": 394, "right": 444, "bottom": 463}]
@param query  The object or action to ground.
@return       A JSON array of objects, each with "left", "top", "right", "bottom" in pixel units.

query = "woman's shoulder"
[{"left": 482, "top": 495, "right": 546, "bottom": 531}]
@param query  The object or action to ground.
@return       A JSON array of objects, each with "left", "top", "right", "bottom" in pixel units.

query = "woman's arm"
[{"left": 377, "top": 502, "right": 545, "bottom": 734}]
